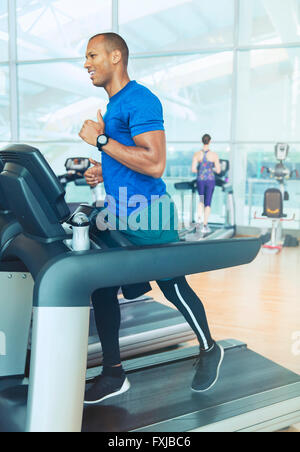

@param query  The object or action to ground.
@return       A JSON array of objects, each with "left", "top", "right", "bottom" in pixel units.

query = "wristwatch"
[{"left": 97, "top": 134, "right": 109, "bottom": 151}]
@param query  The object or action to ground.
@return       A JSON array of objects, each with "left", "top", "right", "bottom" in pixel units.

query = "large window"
[
  {"left": 239, "top": 0, "right": 300, "bottom": 45},
  {"left": 3, "top": 1, "right": 300, "bottom": 228},
  {"left": 0, "top": 0, "right": 8, "bottom": 62},
  {"left": 18, "top": 51, "right": 233, "bottom": 142},
  {"left": 130, "top": 52, "right": 233, "bottom": 142},
  {"left": 18, "top": 62, "right": 107, "bottom": 141},
  {"left": 16, "top": 0, "right": 112, "bottom": 61},
  {"left": 120, "top": 0, "right": 235, "bottom": 53},
  {"left": 236, "top": 48, "right": 300, "bottom": 142}
]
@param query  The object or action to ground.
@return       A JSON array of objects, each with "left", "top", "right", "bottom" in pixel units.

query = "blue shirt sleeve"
[{"left": 128, "top": 89, "right": 165, "bottom": 138}]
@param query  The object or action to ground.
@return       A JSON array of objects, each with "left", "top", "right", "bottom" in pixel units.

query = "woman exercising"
[{"left": 192, "top": 134, "right": 221, "bottom": 234}]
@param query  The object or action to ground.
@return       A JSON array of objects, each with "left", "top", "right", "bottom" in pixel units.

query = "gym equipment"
[
  {"left": 175, "top": 159, "right": 235, "bottom": 241},
  {"left": 58, "top": 157, "right": 91, "bottom": 187},
  {"left": 58, "top": 157, "right": 103, "bottom": 213},
  {"left": 0, "top": 145, "right": 299, "bottom": 433},
  {"left": 0, "top": 150, "right": 196, "bottom": 375},
  {"left": 255, "top": 143, "right": 298, "bottom": 253},
  {"left": 57, "top": 157, "right": 197, "bottom": 365},
  {"left": 283, "top": 234, "right": 299, "bottom": 247},
  {"left": 0, "top": 157, "right": 34, "bottom": 378},
  {"left": 0, "top": 157, "right": 23, "bottom": 251}
]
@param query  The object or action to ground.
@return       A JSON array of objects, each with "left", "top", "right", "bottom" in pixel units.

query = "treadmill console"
[
  {"left": 0, "top": 145, "right": 70, "bottom": 241},
  {"left": 219, "top": 159, "right": 229, "bottom": 178},
  {"left": 65, "top": 157, "right": 90, "bottom": 173}
]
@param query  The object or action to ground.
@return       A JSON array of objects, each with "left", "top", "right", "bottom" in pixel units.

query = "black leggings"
[{"left": 92, "top": 277, "right": 214, "bottom": 367}]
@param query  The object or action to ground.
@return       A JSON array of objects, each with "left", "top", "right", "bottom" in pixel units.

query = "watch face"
[{"left": 98, "top": 135, "right": 108, "bottom": 146}]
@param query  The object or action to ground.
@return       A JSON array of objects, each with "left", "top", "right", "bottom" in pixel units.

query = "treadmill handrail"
[{"left": 2, "top": 236, "right": 260, "bottom": 308}]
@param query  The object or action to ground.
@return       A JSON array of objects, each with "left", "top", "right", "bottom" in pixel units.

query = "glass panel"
[
  {"left": 19, "top": 53, "right": 233, "bottom": 142},
  {"left": 119, "top": 0, "right": 235, "bottom": 53},
  {"left": 236, "top": 48, "right": 300, "bottom": 142},
  {"left": 0, "top": 66, "right": 10, "bottom": 140},
  {"left": 130, "top": 52, "right": 233, "bottom": 142},
  {"left": 0, "top": 0, "right": 8, "bottom": 62},
  {"left": 18, "top": 61, "right": 107, "bottom": 141},
  {"left": 239, "top": 0, "right": 300, "bottom": 45},
  {"left": 242, "top": 144, "right": 300, "bottom": 230},
  {"left": 17, "top": 0, "right": 112, "bottom": 61}
]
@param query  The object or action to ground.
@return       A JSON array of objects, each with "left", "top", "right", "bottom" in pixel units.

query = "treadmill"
[
  {"left": 0, "top": 145, "right": 299, "bottom": 433},
  {"left": 57, "top": 157, "right": 196, "bottom": 366},
  {"left": 175, "top": 160, "right": 236, "bottom": 241},
  {"left": 0, "top": 156, "right": 195, "bottom": 377},
  {"left": 84, "top": 340, "right": 300, "bottom": 432}
]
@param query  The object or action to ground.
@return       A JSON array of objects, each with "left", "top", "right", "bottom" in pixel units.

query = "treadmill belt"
[
  {"left": 82, "top": 346, "right": 300, "bottom": 432},
  {"left": 89, "top": 301, "right": 189, "bottom": 339}
]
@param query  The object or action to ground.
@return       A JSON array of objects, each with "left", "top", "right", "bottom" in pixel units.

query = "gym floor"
[{"left": 149, "top": 241, "right": 300, "bottom": 433}]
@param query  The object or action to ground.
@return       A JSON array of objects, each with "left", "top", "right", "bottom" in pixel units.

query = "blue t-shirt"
[{"left": 102, "top": 80, "right": 166, "bottom": 217}]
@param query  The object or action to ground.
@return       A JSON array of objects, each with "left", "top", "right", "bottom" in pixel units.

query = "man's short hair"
[{"left": 89, "top": 32, "right": 129, "bottom": 67}]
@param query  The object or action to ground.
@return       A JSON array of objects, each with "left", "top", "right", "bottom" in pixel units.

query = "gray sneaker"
[
  {"left": 84, "top": 374, "right": 130, "bottom": 405},
  {"left": 201, "top": 225, "right": 211, "bottom": 234},
  {"left": 191, "top": 342, "right": 224, "bottom": 392}
]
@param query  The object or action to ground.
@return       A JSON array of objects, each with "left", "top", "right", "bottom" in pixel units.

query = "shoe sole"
[
  {"left": 84, "top": 378, "right": 131, "bottom": 406},
  {"left": 191, "top": 345, "right": 225, "bottom": 393}
]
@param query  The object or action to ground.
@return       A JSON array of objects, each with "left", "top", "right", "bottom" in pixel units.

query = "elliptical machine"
[{"left": 255, "top": 143, "right": 299, "bottom": 253}]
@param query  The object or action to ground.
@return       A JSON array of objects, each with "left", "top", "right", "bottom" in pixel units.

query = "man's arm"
[
  {"left": 102, "top": 130, "right": 166, "bottom": 179},
  {"left": 79, "top": 110, "right": 166, "bottom": 179}
]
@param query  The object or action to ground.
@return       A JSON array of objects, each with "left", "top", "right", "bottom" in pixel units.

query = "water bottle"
[{"left": 71, "top": 212, "right": 90, "bottom": 251}]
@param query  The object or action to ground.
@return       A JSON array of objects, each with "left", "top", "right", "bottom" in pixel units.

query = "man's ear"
[{"left": 111, "top": 49, "right": 122, "bottom": 65}]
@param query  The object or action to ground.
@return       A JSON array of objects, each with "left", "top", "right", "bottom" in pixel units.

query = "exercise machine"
[
  {"left": 58, "top": 157, "right": 103, "bottom": 213},
  {"left": 174, "top": 160, "right": 235, "bottom": 241},
  {"left": 56, "top": 157, "right": 197, "bottom": 366},
  {"left": 255, "top": 143, "right": 299, "bottom": 253},
  {"left": 0, "top": 150, "right": 196, "bottom": 375},
  {"left": 0, "top": 145, "right": 299, "bottom": 432},
  {"left": 0, "top": 156, "right": 34, "bottom": 378},
  {"left": 0, "top": 157, "right": 23, "bottom": 250}
]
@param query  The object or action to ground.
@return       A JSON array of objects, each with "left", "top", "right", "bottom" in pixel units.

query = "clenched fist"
[
  {"left": 79, "top": 110, "right": 105, "bottom": 147},
  {"left": 84, "top": 158, "right": 104, "bottom": 187}
]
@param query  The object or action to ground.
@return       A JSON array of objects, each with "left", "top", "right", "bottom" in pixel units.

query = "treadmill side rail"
[
  {"left": 26, "top": 306, "right": 90, "bottom": 433},
  {"left": 31, "top": 238, "right": 261, "bottom": 308}
]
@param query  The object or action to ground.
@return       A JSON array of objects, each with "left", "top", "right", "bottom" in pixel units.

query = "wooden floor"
[{"left": 148, "top": 244, "right": 300, "bottom": 433}]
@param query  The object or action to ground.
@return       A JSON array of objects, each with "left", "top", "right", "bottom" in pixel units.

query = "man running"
[{"left": 79, "top": 33, "right": 224, "bottom": 404}]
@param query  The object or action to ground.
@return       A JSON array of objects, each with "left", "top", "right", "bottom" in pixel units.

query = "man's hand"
[
  {"left": 79, "top": 110, "right": 105, "bottom": 147},
  {"left": 84, "top": 158, "right": 104, "bottom": 187}
]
